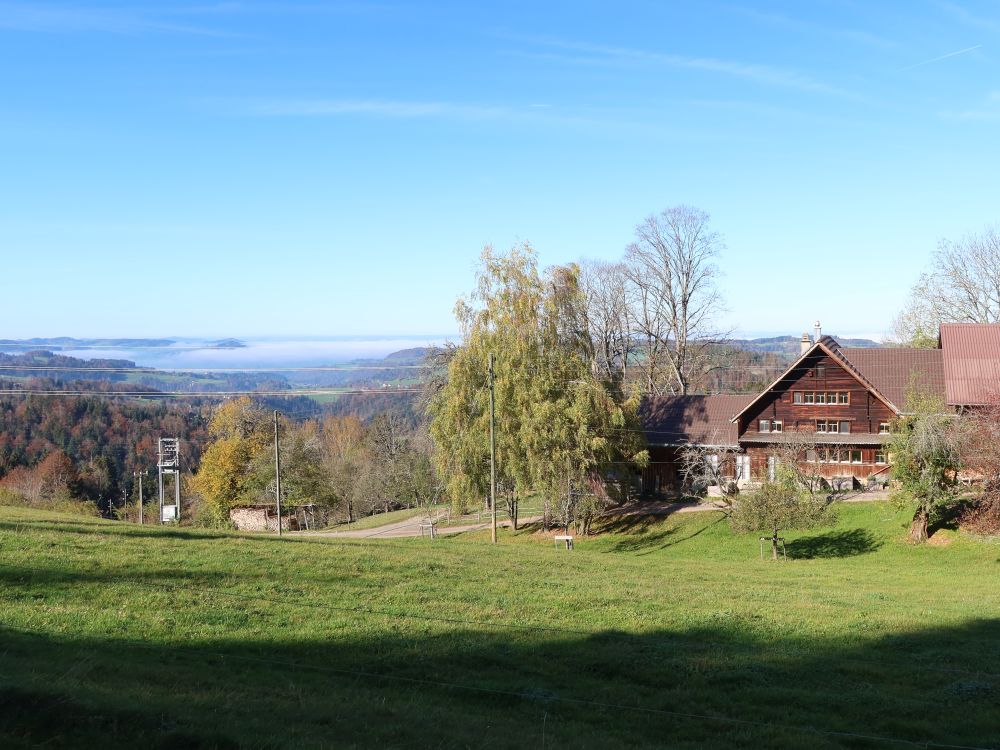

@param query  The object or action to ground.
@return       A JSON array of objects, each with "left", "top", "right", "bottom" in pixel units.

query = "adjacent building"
[{"left": 639, "top": 323, "right": 1000, "bottom": 494}]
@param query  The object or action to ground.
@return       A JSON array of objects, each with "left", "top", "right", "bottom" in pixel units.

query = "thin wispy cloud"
[
  {"left": 900, "top": 44, "right": 982, "bottom": 70},
  {"left": 241, "top": 98, "right": 517, "bottom": 120},
  {"left": 218, "top": 96, "right": 729, "bottom": 141},
  {"left": 504, "top": 34, "right": 853, "bottom": 97},
  {"left": 0, "top": 2, "right": 235, "bottom": 36},
  {"left": 939, "top": 89, "right": 1000, "bottom": 121},
  {"left": 936, "top": 1, "right": 1000, "bottom": 33},
  {"left": 731, "top": 6, "right": 898, "bottom": 50}
]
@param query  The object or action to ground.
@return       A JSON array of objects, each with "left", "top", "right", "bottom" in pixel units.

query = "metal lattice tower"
[{"left": 157, "top": 437, "right": 181, "bottom": 523}]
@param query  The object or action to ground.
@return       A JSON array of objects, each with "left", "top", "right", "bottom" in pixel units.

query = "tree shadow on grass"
[
  {"left": 0, "top": 518, "right": 344, "bottom": 547},
  {"left": 601, "top": 514, "right": 726, "bottom": 555},
  {"left": 784, "top": 529, "right": 882, "bottom": 559},
  {"left": 1, "top": 615, "right": 999, "bottom": 749}
]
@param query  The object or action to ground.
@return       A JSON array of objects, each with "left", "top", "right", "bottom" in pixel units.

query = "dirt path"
[
  {"left": 302, "top": 514, "right": 543, "bottom": 539},
  {"left": 299, "top": 492, "right": 890, "bottom": 540}
]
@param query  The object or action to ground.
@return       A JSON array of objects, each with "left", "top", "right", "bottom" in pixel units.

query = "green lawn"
[{"left": 0, "top": 502, "right": 998, "bottom": 749}]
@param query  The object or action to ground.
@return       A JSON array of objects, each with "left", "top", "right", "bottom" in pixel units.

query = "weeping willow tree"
[
  {"left": 428, "top": 244, "right": 647, "bottom": 532},
  {"left": 890, "top": 388, "right": 963, "bottom": 543}
]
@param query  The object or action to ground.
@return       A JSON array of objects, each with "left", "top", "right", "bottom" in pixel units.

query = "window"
[
  {"left": 839, "top": 421, "right": 851, "bottom": 435},
  {"left": 816, "top": 392, "right": 827, "bottom": 404},
  {"left": 759, "top": 419, "right": 771, "bottom": 433},
  {"left": 806, "top": 449, "right": 818, "bottom": 463},
  {"left": 772, "top": 420, "right": 783, "bottom": 433},
  {"left": 850, "top": 450, "right": 862, "bottom": 464},
  {"left": 879, "top": 422, "right": 890, "bottom": 434},
  {"left": 839, "top": 392, "right": 850, "bottom": 404},
  {"left": 828, "top": 420, "right": 839, "bottom": 433},
  {"left": 804, "top": 392, "right": 815, "bottom": 404},
  {"left": 793, "top": 392, "right": 804, "bottom": 404},
  {"left": 875, "top": 449, "right": 887, "bottom": 464},
  {"left": 815, "top": 366, "right": 826, "bottom": 378}
]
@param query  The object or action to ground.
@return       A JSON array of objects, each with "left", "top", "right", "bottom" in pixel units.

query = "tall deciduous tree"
[
  {"left": 190, "top": 397, "right": 272, "bottom": 522},
  {"left": 428, "top": 244, "right": 647, "bottom": 531},
  {"left": 623, "top": 205, "right": 726, "bottom": 395},
  {"left": 893, "top": 226, "right": 1000, "bottom": 347}
]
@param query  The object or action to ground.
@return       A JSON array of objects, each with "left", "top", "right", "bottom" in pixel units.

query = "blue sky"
[{"left": 1, "top": 1, "right": 997, "bottom": 340}]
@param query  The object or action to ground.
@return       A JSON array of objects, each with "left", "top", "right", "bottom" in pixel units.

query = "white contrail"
[{"left": 900, "top": 44, "right": 982, "bottom": 70}]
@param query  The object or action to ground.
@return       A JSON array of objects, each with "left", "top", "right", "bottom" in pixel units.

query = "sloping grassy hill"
[{"left": 0, "top": 503, "right": 998, "bottom": 749}]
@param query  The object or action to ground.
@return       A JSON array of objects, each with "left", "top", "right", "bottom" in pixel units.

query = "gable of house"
[{"left": 733, "top": 338, "right": 898, "bottom": 440}]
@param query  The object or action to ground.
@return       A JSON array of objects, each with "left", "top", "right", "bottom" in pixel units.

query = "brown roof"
[
  {"left": 940, "top": 323, "right": 1000, "bottom": 405},
  {"left": 639, "top": 394, "right": 754, "bottom": 447},
  {"left": 839, "top": 348, "right": 946, "bottom": 412}
]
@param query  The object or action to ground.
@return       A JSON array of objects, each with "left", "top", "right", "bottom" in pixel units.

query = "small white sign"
[{"left": 161, "top": 504, "right": 178, "bottom": 522}]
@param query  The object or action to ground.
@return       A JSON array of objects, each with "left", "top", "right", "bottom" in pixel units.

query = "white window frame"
[
  {"left": 793, "top": 392, "right": 804, "bottom": 404},
  {"left": 879, "top": 422, "right": 890, "bottom": 435},
  {"left": 759, "top": 419, "right": 771, "bottom": 433},
  {"left": 772, "top": 420, "right": 783, "bottom": 433}
]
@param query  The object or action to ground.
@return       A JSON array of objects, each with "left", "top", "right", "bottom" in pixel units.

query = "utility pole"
[
  {"left": 134, "top": 471, "right": 145, "bottom": 525},
  {"left": 488, "top": 353, "right": 497, "bottom": 545},
  {"left": 274, "top": 410, "right": 283, "bottom": 537}
]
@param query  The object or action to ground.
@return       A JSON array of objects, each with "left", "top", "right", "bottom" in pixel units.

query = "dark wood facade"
[
  {"left": 736, "top": 348, "right": 894, "bottom": 480},
  {"left": 640, "top": 341, "right": 899, "bottom": 495}
]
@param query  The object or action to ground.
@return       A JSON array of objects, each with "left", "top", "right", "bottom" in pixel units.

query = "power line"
[
  {"left": 0, "top": 387, "right": 426, "bottom": 398},
  {"left": 0, "top": 364, "right": 434, "bottom": 373}
]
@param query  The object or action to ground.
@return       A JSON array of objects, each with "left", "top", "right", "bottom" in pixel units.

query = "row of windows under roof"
[
  {"left": 792, "top": 391, "right": 849, "bottom": 404},
  {"left": 758, "top": 419, "right": 891, "bottom": 434}
]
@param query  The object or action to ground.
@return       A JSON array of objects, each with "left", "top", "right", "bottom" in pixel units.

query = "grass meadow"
[{"left": 0, "top": 501, "right": 998, "bottom": 749}]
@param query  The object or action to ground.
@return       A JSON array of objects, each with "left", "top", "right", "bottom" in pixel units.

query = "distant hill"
[
  {"left": 0, "top": 337, "right": 175, "bottom": 351},
  {"left": 728, "top": 335, "right": 880, "bottom": 357},
  {"left": 207, "top": 338, "right": 247, "bottom": 349},
  {"left": 383, "top": 347, "right": 430, "bottom": 363}
]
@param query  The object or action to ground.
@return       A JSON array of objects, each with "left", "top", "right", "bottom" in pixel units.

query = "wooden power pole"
[
  {"left": 274, "top": 410, "right": 283, "bottom": 537},
  {"left": 488, "top": 353, "right": 497, "bottom": 545},
  {"left": 134, "top": 471, "right": 145, "bottom": 525}
]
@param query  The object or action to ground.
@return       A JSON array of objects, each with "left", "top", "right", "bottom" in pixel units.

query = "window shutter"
[{"left": 840, "top": 421, "right": 850, "bottom": 434}]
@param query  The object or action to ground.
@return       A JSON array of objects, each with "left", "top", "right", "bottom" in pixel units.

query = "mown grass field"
[{"left": 1, "top": 502, "right": 998, "bottom": 749}]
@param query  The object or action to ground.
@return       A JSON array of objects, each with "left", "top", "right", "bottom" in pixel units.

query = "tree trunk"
[
  {"left": 772, "top": 527, "right": 779, "bottom": 560},
  {"left": 511, "top": 496, "right": 518, "bottom": 530},
  {"left": 909, "top": 508, "right": 929, "bottom": 543}
]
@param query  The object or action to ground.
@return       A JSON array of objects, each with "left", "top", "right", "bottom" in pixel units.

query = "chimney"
[
  {"left": 813, "top": 320, "right": 822, "bottom": 343},
  {"left": 800, "top": 332, "right": 811, "bottom": 354}
]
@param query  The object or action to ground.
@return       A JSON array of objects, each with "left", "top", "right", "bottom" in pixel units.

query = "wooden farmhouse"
[{"left": 639, "top": 323, "right": 1000, "bottom": 494}]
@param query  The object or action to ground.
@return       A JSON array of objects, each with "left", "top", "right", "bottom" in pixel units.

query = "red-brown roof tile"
[
  {"left": 838, "top": 348, "right": 946, "bottom": 412},
  {"left": 940, "top": 323, "right": 1000, "bottom": 405}
]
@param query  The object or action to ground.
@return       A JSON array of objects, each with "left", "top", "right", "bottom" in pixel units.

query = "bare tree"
[
  {"left": 679, "top": 442, "right": 742, "bottom": 505},
  {"left": 579, "top": 260, "right": 633, "bottom": 386},
  {"left": 623, "top": 205, "right": 726, "bottom": 395},
  {"left": 959, "top": 392, "right": 1000, "bottom": 534},
  {"left": 893, "top": 226, "right": 1000, "bottom": 346}
]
